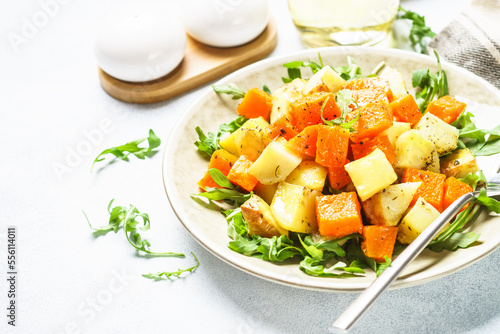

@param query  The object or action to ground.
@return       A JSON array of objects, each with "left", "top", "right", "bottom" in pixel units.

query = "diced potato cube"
[
  {"left": 380, "top": 121, "right": 411, "bottom": 149},
  {"left": 253, "top": 183, "right": 278, "bottom": 205},
  {"left": 271, "top": 182, "right": 320, "bottom": 233},
  {"left": 302, "top": 66, "right": 346, "bottom": 95},
  {"left": 241, "top": 194, "right": 288, "bottom": 238},
  {"left": 394, "top": 129, "right": 440, "bottom": 174},
  {"left": 379, "top": 65, "right": 408, "bottom": 100},
  {"left": 415, "top": 113, "right": 459, "bottom": 155},
  {"left": 397, "top": 197, "right": 447, "bottom": 244},
  {"left": 220, "top": 117, "right": 269, "bottom": 156},
  {"left": 362, "top": 182, "right": 421, "bottom": 227},
  {"left": 270, "top": 79, "right": 305, "bottom": 123},
  {"left": 248, "top": 140, "right": 302, "bottom": 185},
  {"left": 285, "top": 161, "right": 328, "bottom": 191},
  {"left": 344, "top": 148, "right": 398, "bottom": 201},
  {"left": 440, "top": 148, "right": 480, "bottom": 178},
  {"left": 234, "top": 128, "right": 266, "bottom": 161}
]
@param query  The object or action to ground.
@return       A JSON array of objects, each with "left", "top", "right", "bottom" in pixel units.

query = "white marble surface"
[{"left": 3, "top": 0, "right": 500, "bottom": 333}]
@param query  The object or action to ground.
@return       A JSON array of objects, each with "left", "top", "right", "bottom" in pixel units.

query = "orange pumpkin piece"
[
  {"left": 236, "top": 87, "right": 273, "bottom": 120},
  {"left": 227, "top": 155, "right": 259, "bottom": 192},
  {"left": 351, "top": 135, "right": 396, "bottom": 165},
  {"left": 402, "top": 168, "right": 446, "bottom": 212},
  {"left": 343, "top": 77, "right": 394, "bottom": 105},
  {"left": 289, "top": 92, "right": 341, "bottom": 132},
  {"left": 316, "top": 192, "right": 363, "bottom": 237},
  {"left": 389, "top": 94, "right": 422, "bottom": 126},
  {"left": 426, "top": 95, "right": 467, "bottom": 124},
  {"left": 197, "top": 149, "right": 238, "bottom": 190},
  {"left": 443, "top": 177, "right": 473, "bottom": 211},
  {"left": 266, "top": 114, "right": 299, "bottom": 141},
  {"left": 327, "top": 159, "right": 351, "bottom": 190},
  {"left": 285, "top": 125, "right": 320, "bottom": 158},
  {"left": 361, "top": 225, "right": 398, "bottom": 262},
  {"left": 349, "top": 101, "right": 393, "bottom": 143},
  {"left": 315, "top": 125, "right": 350, "bottom": 168}
]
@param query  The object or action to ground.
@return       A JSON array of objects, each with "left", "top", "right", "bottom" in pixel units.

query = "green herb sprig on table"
[
  {"left": 398, "top": 6, "right": 436, "bottom": 54},
  {"left": 142, "top": 253, "right": 200, "bottom": 281},
  {"left": 85, "top": 199, "right": 185, "bottom": 257},
  {"left": 212, "top": 83, "right": 246, "bottom": 100},
  {"left": 91, "top": 129, "right": 161, "bottom": 172}
]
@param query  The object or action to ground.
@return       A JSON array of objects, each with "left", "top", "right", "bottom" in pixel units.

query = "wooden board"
[{"left": 98, "top": 18, "right": 277, "bottom": 104}]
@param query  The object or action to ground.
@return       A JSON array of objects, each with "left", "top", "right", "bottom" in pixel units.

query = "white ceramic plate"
[{"left": 163, "top": 47, "right": 500, "bottom": 292}]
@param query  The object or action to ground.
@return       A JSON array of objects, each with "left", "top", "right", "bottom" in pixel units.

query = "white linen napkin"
[{"left": 429, "top": 0, "right": 500, "bottom": 89}]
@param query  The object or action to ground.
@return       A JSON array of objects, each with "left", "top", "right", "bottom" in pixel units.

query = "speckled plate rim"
[{"left": 163, "top": 46, "right": 500, "bottom": 292}]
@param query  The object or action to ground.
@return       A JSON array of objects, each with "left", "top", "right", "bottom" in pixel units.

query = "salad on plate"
[{"left": 191, "top": 53, "right": 500, "bottom": 279}]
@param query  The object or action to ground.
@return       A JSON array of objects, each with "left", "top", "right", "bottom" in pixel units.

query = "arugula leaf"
[
  {"left": 142, "top": 253, "right": 199, "bottom": 281},
  {"left": 321, "top": 91, "right": 359, "bottom": 132},
  {"left": 281, "top": 55, "right": 324, "bottom": 83},
  {"left": 375, "top": 257, "right": 392, "bottom": 277},
  {"left": 262, "top": 84, "right": 271, "bottom": 95},
  {"left": 91, "top": 129, "right": 160, "bottom": 172},
  {"left": 428, "top": 202, "right": 482, "bottom": 251},
  {"left": 476, "top": 188, "right": 500, "bottom": 213},
  {"left": 85, "top": 199, "right": 184, "bottom": 257},
  {"left": 332, "top": 56, "right": 364, "bottom": 81},
  {"left": 453, "top": 112, "right": 500, "bottom": 156},
  {"left": 412, "top": 51, "right": 449, "bottom": 111},
  {"left": 192, "top": 169, "right": 251, "bottom": 207},
  {"left": 212, "top": 83, "right": 246, "bottom": 100},
  {"left": 398, "top": 6, "right": 436, "bottom": 54},
  {"left": 194, "top": 116, "right": 247, "bottom": 157},
  {"left": 299, "top": 256, "right": 362, "bottom": 278}
]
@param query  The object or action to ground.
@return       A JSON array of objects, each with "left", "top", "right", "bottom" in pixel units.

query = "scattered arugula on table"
[
  {"left": 85, "top": 199, "right": 185, "bottom": 257},
  {"left": 398, "top": 6, "right": 436, "bottom": 54},
  {"left": 84, "top": 200, "right": 199, "bottom": 280},
  {"left": 195, "top": 116, "right": 247, "bottom": 157},
  {"left": 91, "top": 129, "right": 161, "bottom": 172},
  {"left": 412, "top": 50, "right": 449, "bottom": 111},
  {"left": 142, "top": 253, "right": 200, "bottom": 281}
]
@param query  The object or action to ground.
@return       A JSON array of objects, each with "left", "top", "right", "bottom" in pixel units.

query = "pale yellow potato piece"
[
  {"left": 270, "top": 182, "right": 320, "bottom": 233},
  {"left": 380, "top": 121, "right": 411, "bottom": 149},
  {"left": 415, "top": 113, "right": 459, "bottom": 155},
  {"left": 362, "top": 182, "right": 421, "bottom": 227},
  {"left": 285, "top": 161, "right": 328, "bottom": 191},
  {"left": 379, "top": 65, "right": 408, "bottom": 100},
  {"left": 248, "top": 140, "right": 302, "bottom": 185},
  {"left": 220, "top": 117, "right": 269, "bottom": 156},
  {"left": 253, "top": 183, "right": 278, "bottom": 205},
  {"left": 394, "top": 129, "right": 440, "bottom": 174},
  {"left": 440, "top": 148, "right": 480, "bottom": 178},
  {"left": 241, "top": 194, "right": 288, "bottom": 238},
  {"left": 270, "top": 78, "right": 305, "bottom": 123},
  {"left": 397, "top": 197, "right": 448, "bottom": 244},
  {"left": 302, "top": 66, "right": 346, "bottom": 95},
  {"left": 344, "top": 148, "right": 398, "bottom": 201}
]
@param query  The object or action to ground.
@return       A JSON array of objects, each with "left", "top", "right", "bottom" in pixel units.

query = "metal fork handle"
[{"left": 330, "top": 191, "right": 481, "bottom": 334}]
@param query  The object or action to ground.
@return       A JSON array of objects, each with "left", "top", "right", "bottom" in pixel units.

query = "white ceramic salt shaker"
[
  {"left": 94, "top": 5, "right": 186, "bottom": 82},
  {"left": 179, "top": 0, "right": 269, "bottom": 48}
]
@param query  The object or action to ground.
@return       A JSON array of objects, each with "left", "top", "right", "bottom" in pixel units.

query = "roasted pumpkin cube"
[
  {"left": 236, "top": 87, "right": 273, "bottom": 120},
  {"left": 361, "top": 225, "right": 398, "bottom": 261},
  {"left": 197, "top": 149, "right": 238, "bottom": 190},
  {"left": 351, "top": 134, "right": 396, "bottom": 165},
  {"left": 426, "top": 95, "right": 467, "bottom": 124},
  {"left": 402, "top": 168, "right": 446, "bottom": 212},
  {"left": 388, "top": 94, "right": 422, "bottom": 126},
  {"left": 443, "top": 177, "right": 473, "bottom": 211},
  {"left": 315, "top": 125, "right": 350, "bottom": 168},
  {"left": 349, "top": 101, "right": 393, "bottom": 143},
  {"left": 327, "top": 159, "right": 351, "bottom": 190},
  {"left": 315, "top": 192, "right": 363, "bottom": 237},
  {"left": 227, "top": 155, "right": 259, "bottom": 192},
  {"left": 289, "top": 92, "right": 341, "bottom": 132}
]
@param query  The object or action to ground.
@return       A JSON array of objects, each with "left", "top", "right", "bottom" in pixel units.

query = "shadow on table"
[{"left": 200, "top": 245, "right": 500, "bottom": 334}]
